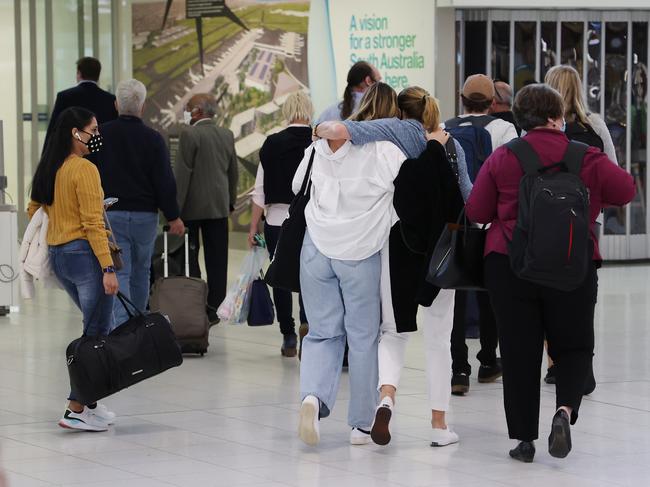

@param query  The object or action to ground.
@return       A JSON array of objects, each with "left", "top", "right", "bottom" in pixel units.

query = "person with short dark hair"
[
  {"left": 466, "top": 83, "right": 635, "bottom": 463},
  {"left": 489, "top": 80, "right": 522, "bottom": 136},
  {"left": 176, "top": 93, "right": 239, "bottom": 323},
  {"left": 44, "top": 57, "right": 118, "bottom": 152}
]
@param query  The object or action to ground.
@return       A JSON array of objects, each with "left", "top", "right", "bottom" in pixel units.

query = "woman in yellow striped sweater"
[{"left": 30, "top": 107, "right": 119, "bottom": 432}]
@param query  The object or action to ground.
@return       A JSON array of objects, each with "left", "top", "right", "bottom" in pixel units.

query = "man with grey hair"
[
  {"left": 98, "top": 78, "right": 185, "bottom": 326},
  {"left": 489, "top": 80, "right": 522, "bottom": 136},
  {"left": 176, "top": 93, "right": 238, "bottom": 323}
]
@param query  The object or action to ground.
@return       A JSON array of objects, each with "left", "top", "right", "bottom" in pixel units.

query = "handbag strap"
[
  {"left": 103, "top": 209, "right": 120, "bottom": 248},
  {"left": 116, "top": 292, "right": 144, "bottom": 319},
  {"left": 299, "top": 148, "right": 316, "bottom": 196}
]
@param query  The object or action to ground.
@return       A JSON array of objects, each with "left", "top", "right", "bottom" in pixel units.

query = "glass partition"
[
  {"left": 603, "top": 22, "right": 628, "bottom": 235},
  {"left": 631, "top": 22, "right": 648, "bottom": 235},
  {"left": 492, "top": 21, "right": 510, "bottom": 83},
  {"left": 540, "top": 22, "right": 557, "bottom": 82},
  {"left": 586, "top": 22, "right": 602, "bottom": 114},
  {"left": 465, "top": 21, "right": 487, "bottom": 77},
  {"left": 561, "top": 22, "right": 584, "bottom": 73},
  {"left": 514, "top": 22, "right": 536, "bottom": 90}
]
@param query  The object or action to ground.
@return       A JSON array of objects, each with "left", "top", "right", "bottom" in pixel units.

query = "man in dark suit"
[
  {"left": 44, "top": 57, "right": 118, "bottom": 149},
  {"left": 175, "top": 94, "right": 239, "bottom": 323}
]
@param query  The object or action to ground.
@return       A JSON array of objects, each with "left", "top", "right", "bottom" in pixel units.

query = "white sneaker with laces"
[
  {"left": 89, "top": 403, "right": 116, "bottom": 424},
  {"left": 430, "top": 427, "right": 459, "bottom": 447},
  {"left": 298, "top": 395, "right": 320, "bottom": 446},
  {"left": 58, "top": 407, "right": 109, "bottom": 432},
  {"left": 350, "top": 427, "right": 372, "bottom": 445}
]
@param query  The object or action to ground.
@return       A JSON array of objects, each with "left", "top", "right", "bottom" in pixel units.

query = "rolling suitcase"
[
  {"left": 149, "top": 226, "right": 210, "bottom": 355},
  {"left": 66, "top": 293, "right": 183, "bottom": 405}
]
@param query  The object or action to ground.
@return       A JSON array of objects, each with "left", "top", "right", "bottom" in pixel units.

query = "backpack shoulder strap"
[
  {"left": 506, "top": 138, "right": 542, "bottom": 175},
  {"left": 445, "top": 117, "right": 462, "bottom": 129},
  {"left": 561, "top": 140, "right": 589, "bottom": 175},
  {"left": 470, "top": 115, "right": 496, "bottom": 129}
]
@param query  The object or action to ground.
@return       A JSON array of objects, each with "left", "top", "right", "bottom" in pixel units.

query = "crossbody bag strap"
[{"left": 299, "top": 148, "right": 316, "bottom": 196}]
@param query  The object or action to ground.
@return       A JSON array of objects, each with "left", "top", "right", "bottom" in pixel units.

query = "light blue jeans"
[
  {"left": 107, "top": 211, "right": 159, "bottom": 327},
  {"left": 299, "top": 232, "right": 381, "bottom": 429}
]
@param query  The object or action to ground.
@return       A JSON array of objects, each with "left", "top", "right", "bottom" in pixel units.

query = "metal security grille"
[{"left": 457, "top": 10, "right": 650, "bottom": 261}]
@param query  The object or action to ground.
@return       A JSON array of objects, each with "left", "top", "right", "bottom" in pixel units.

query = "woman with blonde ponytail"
[{"left": 315, "top": 88, "right": 469, "bottom": 447}]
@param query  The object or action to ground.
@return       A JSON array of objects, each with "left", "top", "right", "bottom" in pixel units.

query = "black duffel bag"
[
  {"left": 264, "top": 148, "right": 315, "bottom": 293},
  {"left": 66, "top": 293, "right": 183, "bottom": 405}
]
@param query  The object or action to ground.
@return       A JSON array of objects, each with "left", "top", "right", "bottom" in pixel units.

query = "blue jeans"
[
  {"left": 299, "top": 232, "right": 380, "bottom": 429},
  {"left": 107, "top": 211, "right": 158, "bottom": 326},
  {"left": 50, "top": 239, "right": 114, "bottom": 403}
]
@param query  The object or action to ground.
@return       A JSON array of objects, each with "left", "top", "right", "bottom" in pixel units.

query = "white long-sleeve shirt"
[{"left": 292, "top": 139, "right": 406, "bottom": 261}]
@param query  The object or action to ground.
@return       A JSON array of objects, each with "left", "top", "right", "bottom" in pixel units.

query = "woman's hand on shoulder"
[{"left": 426, "top": 127, "right": 450, "bottom": 146}]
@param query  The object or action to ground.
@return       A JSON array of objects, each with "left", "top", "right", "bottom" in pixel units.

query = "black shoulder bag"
[{"left": 264, "top": 148, "right": 315, "bottom": 293}]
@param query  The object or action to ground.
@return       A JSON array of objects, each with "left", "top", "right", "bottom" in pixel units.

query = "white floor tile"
[{"left": 0, "top": 259, "right": 648, "bottom": 486}]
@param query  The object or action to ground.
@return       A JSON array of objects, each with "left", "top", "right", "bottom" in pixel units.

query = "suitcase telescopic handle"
[{"left": 161, "top": 226, "right": 190, "bottom": 278}]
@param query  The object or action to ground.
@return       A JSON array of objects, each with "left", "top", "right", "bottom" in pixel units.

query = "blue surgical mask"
[{"left": 561, "top": 118, "right": 567, "bottom": 132}]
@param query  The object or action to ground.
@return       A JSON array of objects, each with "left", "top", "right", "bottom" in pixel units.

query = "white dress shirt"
[{"left": 292, "top": 138, "right": 406, "bottom": 261}]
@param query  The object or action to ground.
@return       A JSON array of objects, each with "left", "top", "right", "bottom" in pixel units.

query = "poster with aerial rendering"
[{"left": 132, "top": 0, "right": 310, "bottom": 230}]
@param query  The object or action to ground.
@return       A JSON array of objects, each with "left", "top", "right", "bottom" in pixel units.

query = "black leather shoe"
[
  {"left": 509, "top": 441, "right": 535, "bottom": 463},
  {"left": 478, "top": 358, "right": 502, "bottom": 383},
  {"left": 451, "top": 373, "right": 470, "bottom": 396},
  {"left": 548, "top": 409, "right": 572, "bottom": 458},
  {"left": 281, "top": 333, "right": 298, "bottom": 358},
  {"left": 544, "top": 366, "right": 556, "bottom": 384}
]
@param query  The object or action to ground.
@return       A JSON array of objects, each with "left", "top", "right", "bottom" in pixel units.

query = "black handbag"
[
  {"left": 426, "top": 209, "right": 487, "bottom": 291},
  {"left": 247, "top": 274, "right": 275, "bottom": 326},
  {"left": 264, "top": 148, "right": 315, "bottom": 292},
  {"left": 66, "top": 293, "right": 183, "bottom": 405}
]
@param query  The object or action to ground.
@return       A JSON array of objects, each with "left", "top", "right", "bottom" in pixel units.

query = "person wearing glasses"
[{"left": 489, "top": 80, "right": 522, "bottom": 136}]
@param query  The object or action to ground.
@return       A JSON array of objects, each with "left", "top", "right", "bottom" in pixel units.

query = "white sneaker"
[
  {"left": 430, "top": 427, "right": 459, "bottom": 447},
  {"left": 350, "top": 427, "right": 372, "bottom": 445},
  {"left": 58, "top": 408, "right": 109, "bottom": 432},
  {"left": 89, "top": 403, "right": 116, "bottom": 425},
  {"left": 298, "top": 395, "right": 320, "bottom": 446}
]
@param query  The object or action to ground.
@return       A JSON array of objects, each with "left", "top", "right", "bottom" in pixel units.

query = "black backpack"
[
  {"left": 565, "top": 120, "right": 604, "bottom": 152},
  {"left": 506, "top": 138, "right": 592, "bottom": 291}
]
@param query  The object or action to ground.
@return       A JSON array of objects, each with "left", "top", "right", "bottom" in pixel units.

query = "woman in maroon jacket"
[{"left": 466, "top": 84, "right": 635, "bottom": 463}]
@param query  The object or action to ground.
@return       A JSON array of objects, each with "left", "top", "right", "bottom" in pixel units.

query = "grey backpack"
[{"left": 506, "top": 138, "right": 591, "bottom": 291}]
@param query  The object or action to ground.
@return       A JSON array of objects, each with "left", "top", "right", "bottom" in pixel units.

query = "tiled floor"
[{"left": 1, "top": 250, "right": 649, "bottom": 486}]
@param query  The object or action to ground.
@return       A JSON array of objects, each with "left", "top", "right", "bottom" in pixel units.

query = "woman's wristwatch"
[{"left": 103, "top": 266, "right": 116, "bottom": 274}]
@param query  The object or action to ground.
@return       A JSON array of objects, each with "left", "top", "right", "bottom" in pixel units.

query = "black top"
[
  {"left": 97, "top": 115, "right": 180, "bottom": 221},
  {"left": 390, "top": 140, "right": 464, "bottom": 333},
  {"left": 491, "top": 110, "right": 522, "bottom": 136},
  {"left": 259, "top": 126, "right": 313, "bottom": 205},
  {"left": 44, "top": 81, "right": 119, "bottom": 150}
]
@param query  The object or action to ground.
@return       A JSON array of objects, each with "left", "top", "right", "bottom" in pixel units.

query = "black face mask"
[{"left": 79, "top": 130, "right": 103, "bottom": 153}]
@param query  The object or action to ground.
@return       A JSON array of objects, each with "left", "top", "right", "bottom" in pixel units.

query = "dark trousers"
[
  {"left": 186, "top": 218, "right": 229, "bottom": 310},
  {"left": 485, "top": 252, "right": 597, "bottom": 442},
  {"left": 264, "top": 222, "right": 307, "bottom": 335},
  {"left": 451, "top": 290, "right": 498, "bottom": 375}
]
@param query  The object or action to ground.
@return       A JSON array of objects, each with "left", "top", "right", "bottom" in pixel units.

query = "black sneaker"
[
  {"left": 509, "top": 441, "right": 535, "bottom": 463},
  {"left": 281, "top": 333, "right": 298, "bottom": 358},
  {"left": 451, "top": 373, "right": 470, "bottom": 396},
  {"left": 544, "top": 365, "right": 556, "bottom": 384},
  {"left": 478, "top": 358, "right": 502, "bottom": 383},
  {"left": 207, "top": 306, "right": 220, "bottom": 326},
  {"left": 548, "top": 409, "right": 572, "bottom": 458}
]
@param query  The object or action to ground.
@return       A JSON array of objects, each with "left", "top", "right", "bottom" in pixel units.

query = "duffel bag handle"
[{"left": 116, "top": 292, "right": 145, "bottom": 318}]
